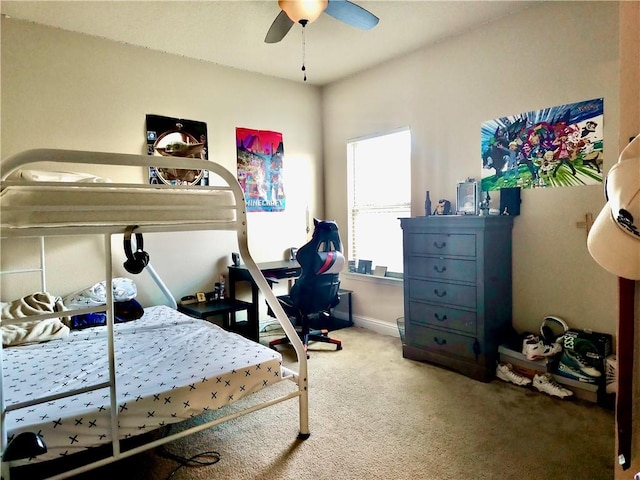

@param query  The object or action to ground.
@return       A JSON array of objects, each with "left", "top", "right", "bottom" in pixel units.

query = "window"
[{"left": 347, "top": 128, "right": 411, "bottom": 275}]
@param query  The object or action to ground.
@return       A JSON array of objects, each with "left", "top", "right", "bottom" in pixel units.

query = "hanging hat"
[{"left": 587, "top": 134, "right": 640, "bottom": 280}]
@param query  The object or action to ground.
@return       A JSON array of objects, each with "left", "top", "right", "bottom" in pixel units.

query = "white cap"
[{"left": 587, "top": 135, "right": 640, "bottom": 279}]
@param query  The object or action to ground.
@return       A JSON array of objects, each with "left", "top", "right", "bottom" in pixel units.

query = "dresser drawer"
[
  {"left": 408, "top": 301, "right": 476, "bottom": 335},
  {"left": 407, "top": 324, "right": 480, "bottom": 360},
  {"left": 407, "top": 233, "right": 476, "bottom": 257},
  {"left": 408, "top": 256, "right": 476, "bottom": 282},
  {"left": 409, "top": 279, "right": 476, "bottom": 309}
]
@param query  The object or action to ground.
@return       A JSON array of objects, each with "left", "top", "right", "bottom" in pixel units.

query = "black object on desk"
[
  {"left": 178, "top": 298, "right": 256, "bottom": 341},
  {"left": 228, "top": 260, "right": 301, "bottom": 335}
]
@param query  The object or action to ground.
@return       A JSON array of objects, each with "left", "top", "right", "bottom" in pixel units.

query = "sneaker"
[
  {"left": 605, "top": 356, "right": 616, "bottom": 394},
  {"left": 496, "top": 363, "right": 532, "bottom": 386},
  {"left": 522, "top": 334, "right": 562, "bottom": 360},
  {"left": 556, "top": 360, "right": 598, "bottom": 384},
  {"left": 560, "top": 350, "right": 602, "bottom": 378},
  {"left": 533, "top": 373, "right": 573, "bottom": 398}
]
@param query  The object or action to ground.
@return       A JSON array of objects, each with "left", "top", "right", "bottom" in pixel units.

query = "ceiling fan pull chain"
[{"left": 301, "top": 21, "right": 307, "bottom": 82}]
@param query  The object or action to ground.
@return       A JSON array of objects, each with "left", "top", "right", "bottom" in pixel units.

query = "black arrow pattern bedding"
[{"left": 2, "top": 305, "right": 283, "bottom": 463}]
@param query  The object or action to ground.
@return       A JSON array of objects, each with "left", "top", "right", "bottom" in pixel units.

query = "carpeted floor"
[{"left": 28, "top": 326, "right": 615, "bottom": 480}]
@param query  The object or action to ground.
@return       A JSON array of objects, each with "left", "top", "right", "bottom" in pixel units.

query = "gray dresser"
[{"left": 400, "top": 215, "right": 513, "bottom": 381}]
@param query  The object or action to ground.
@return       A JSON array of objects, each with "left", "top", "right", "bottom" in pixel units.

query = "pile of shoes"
[
  {"left": 496, "top": 316, "right": 611, "bottom": 401},
  {"left": 495, "top": 363, "right": 573, "bottom": 399},
  {"left": 495, "top": 318, "right": 572, "bottom": 399}
]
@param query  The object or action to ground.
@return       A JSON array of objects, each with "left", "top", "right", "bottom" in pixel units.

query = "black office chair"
[{"left": 269, "top": 219, "right": 344, "bottom": 357}]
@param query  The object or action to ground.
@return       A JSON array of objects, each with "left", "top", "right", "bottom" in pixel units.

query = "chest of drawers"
[{"left": 400, "top": 215, "right": 513, "bottom": 381}]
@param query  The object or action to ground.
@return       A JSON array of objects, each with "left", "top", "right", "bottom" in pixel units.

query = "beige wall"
[
  {"left": 323, "top": 1, "right": 622, "bottom": 338},
  {"left": 0, "top": 18, "right": 323, "bottom": 306},
  {"left": 0, "top": 3, "right": 628, "bottom": 337}
]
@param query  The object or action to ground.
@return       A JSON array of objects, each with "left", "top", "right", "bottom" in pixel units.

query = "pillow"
[
  {"left": 63, "top": 278, "right": 137, "bottom": 310},
  {"left": 15, "top": 169, "right": 112, "bottom": 183},
  {"left": 2, "top": 317, "right": 69, "bottom": 347}
]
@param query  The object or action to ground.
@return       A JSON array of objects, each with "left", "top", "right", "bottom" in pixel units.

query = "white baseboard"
[{"left": 351, "top": 314, "right": 400, "bottom": 338}]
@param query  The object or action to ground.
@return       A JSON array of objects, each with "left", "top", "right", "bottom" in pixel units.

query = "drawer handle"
[
  {"left": 434, "top": 289, "right": 447, "bottom": 298},
  {"left": 433, "top": 241, "right": 447, "bottom": 249},
  {"left": 434, "top": 313, "right": 448, "bottom": 322},
  {"left": 434, "top": 265, "right": 447, "bottom": 273},
  {"left": 434, "top": 337, "right": 447, "bottom": 346}
]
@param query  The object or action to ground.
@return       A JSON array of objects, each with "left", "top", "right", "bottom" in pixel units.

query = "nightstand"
[{"left": 178, "top": 298, "right": 257, "bottom": 341}]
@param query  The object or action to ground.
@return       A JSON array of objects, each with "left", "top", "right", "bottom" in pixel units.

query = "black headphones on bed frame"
[{"left": 123, "top": 225, "right": 149, "bottom": 275}]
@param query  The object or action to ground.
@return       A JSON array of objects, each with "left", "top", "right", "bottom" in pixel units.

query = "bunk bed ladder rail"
[{"left": 226, "top": 164, "right": 310, "bottom": 439}]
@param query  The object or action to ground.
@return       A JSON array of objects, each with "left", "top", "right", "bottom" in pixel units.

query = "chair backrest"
[{"left": 290, "top": 219, "right": 344, "bottom": 315}]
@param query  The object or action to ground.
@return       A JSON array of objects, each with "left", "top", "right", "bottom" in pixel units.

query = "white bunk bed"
[{"left": 0, "top": 149, "right": 310, "bottom": 480}]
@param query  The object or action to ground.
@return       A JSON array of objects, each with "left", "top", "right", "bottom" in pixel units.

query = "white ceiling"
[{"left": 1, "top": 0, "right": 536, "bottom": 86}]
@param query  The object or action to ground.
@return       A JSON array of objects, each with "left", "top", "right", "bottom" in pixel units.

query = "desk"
[
  {"left": 228, "top": 261, "right": 354, "bottom": 333},
  {"left": 178, "top": 298, "right": 256, "bottom": 340},
  {"left": 228, "top": 260, "right": 301, "bottom": 339}
]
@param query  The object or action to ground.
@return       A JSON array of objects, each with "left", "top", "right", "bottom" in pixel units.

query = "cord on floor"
[{"left": 157, "top": 446, "right": 221, "bottom": 480}]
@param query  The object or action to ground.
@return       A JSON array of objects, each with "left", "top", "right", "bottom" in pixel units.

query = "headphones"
[
  {"left": 123, "top": 225, "right": 149, "bottom": 275},
  {"left": 540, "top": 316, "right": 569, "bottom": 344}
]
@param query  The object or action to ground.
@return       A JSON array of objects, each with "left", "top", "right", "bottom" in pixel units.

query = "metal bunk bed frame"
[{"left": 0, "top": 149, "right": 310, "bottom": 480}]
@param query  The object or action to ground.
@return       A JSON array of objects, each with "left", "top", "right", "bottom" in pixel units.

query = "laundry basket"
[{"left": 397, "top": 317, "right": 405, "bottom": 343}]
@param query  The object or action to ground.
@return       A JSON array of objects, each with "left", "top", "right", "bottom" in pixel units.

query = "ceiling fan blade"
[
  {"left": 265, "top": 10, "right": 295, "bottom": 43},
  {"left": 324, "top": 0, "right": 379, "bottom": 30}
]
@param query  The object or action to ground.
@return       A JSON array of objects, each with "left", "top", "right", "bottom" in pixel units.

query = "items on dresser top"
[{"left": 400, "top": 215, "right": 514, "bottom": 382}]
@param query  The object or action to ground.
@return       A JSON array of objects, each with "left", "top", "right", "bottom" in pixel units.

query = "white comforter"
[{"left": 3, "top": 306, "right": 283, "bottom": 463}]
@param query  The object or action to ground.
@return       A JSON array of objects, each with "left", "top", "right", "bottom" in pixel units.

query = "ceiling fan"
[{"left": 265, "top": 0, "right": 379, "bottom": 44}]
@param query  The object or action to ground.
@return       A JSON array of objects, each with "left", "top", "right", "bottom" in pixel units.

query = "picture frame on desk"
[{"left": 196, "top": 292, "right": 206, "bottom": 303}]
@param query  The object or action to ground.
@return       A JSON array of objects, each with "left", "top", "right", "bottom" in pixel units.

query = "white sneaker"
[
  {"left": 605, "top": 356, "right": 616, "bottom": 394},
  {"left": 496, "top": 363, "right": 532, "bottom": 386},
  {"left": 533, "top": 373, "right": 573, "bottom": 399},
  {"left": 522, "top": 334, "right": 562, "bottom": 360}
]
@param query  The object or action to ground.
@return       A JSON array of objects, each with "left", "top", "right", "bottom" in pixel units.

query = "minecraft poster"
[
  {"left": 481, "top": 98, "right": 604, "bottom": 191},
  {"left": 236, "top": 127, "right": 285, "bottom": 212}
]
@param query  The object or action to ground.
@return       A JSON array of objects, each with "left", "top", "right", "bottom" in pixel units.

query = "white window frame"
[{"left": 346, "top": 127, "right": 411, "bottom": 277}]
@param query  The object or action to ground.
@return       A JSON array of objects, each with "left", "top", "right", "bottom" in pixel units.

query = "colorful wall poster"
[
  {"left": 236, "top": 127, "right": 285, "bottom": 212},
  {"left": 145, "top": 114, "right": 209, "bottom": 186},
  {"left": 481, "top": 98, "right": 604, "bottom": 191}
]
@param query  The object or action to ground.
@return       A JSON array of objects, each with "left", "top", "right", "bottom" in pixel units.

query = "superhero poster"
[
  {"left": 236, "top": 127, "right": 285, "bottom": 212},
  {"left": 481, "top": 98, "right": 604, "bottom": 191},
  {"left": 146, "top": 114, "right": 209, "bottom": 186}
]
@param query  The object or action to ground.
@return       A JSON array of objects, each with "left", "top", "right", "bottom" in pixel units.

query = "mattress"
[
  {"left": 0, "top": 184, "right": 236, "bottom": 229},
  {"left": 2, "top": 306, "right": 283, "bottom": 463}
]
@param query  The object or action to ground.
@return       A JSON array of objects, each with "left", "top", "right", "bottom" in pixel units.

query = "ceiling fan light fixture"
[{"left": 278, "top": 0, "right": 328, "bottom": 24}]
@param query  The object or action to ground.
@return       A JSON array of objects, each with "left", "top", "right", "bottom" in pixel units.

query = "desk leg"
[{"left": 250, "top": 282, "right": 259, "bottom": 341}]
